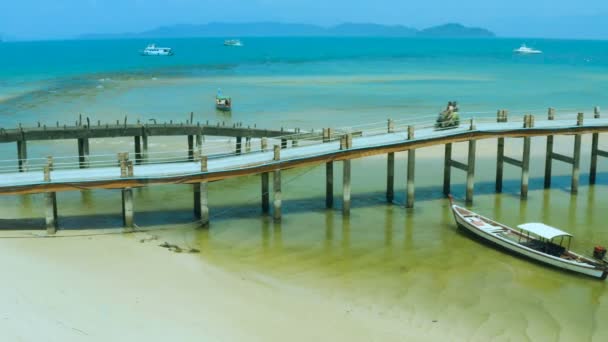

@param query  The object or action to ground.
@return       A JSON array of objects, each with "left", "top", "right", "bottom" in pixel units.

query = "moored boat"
[
  {"left": 448, "top": 195, "right": 608, "bottom": 279},
  {"left": 514, "top": 44, "right": 542, "bottom": 54},
  {"left": 140, "top": 44, "right": 173, "bottom": 56},
  {"left": 215, "top": 89, "right": 232, "bottom": 111},
  {"left": 224, "top": 39, "right": 243, "bottom": 47}
]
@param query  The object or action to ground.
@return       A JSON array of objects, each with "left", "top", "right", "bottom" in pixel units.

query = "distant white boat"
[
  {"left": 224, "top": 39, "right": 243, "bottom": 47},
  {"left": 514, "top": 44, "right": 542, "bottom": 54},
  {"left": 140, "top": 44, "right": 173, "bottom": 56}
]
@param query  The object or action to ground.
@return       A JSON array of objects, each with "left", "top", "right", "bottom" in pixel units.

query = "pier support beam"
[
  {"left": 443, "top": 143, "right": 452, "bottom": 195},
  {"left": 590, "top": 107, "right": 601, "bottom": 185},
  {"left": 194, "top": 156, "right": 209, "bottom": 226},
  {"left": 273, "top": 145, "right": 281, "bottom": 221},
  {"left": 343, "top": 159, "right": 351, "bottom": 215},
  {"left": 188, "top": 135, "right": 194, "bottom": 160},
  {"left": 496, "top": 138, "right": 505, "bottom": 192},
  {"left": 236, "top": 136, "right": 242, "bottom": 155},
  {"left": 134, "top": 136, "right": 142, "bottom": 164},
  {"left": 386, "top": 152, "right": 394, "bottom": 203},
  {"left": 77, "top": 138, "right": 90, "bottom": 168},
  {"left": 261, "top": 172, "right": 270, "bottom": 213},
  {"left": 273, "top": 170, "right": 281, "bottom": 221},
  {"left": 121, "top": 188, "right": 134, "bottom": 230},
  {"left": 496, "top": 115, "right": 533, "bottom": 199},
  {"left": 466, "top": 140, "right": 476, "bottom": 203},
  {"left": 443, "top": 140, "right": 476, "bottom": 203},
  {"left": 406, "top": 149, "right": 416, "bottom": 208},
  {"left": 141, "top": 134, "right": 148, "bottom": 163},
  {"left": 44, "top": 192, "right": 58, "bottom": 234},
  {"left": 544, "top": 113, "right": 583, "bottom": 194},
  {"left": 326, "top": 162, "right": 334, "bottom": 208},
  {"left": 17, "top": 140, "right": 27, "bottom": 172}
]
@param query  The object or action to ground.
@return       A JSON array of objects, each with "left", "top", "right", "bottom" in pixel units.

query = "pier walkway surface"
[
  {"left": 1, "top": 114, "right": 607, "bottom": 195},
  {"left": 1, "top": 109, "right": 607, "bottom": 233}
]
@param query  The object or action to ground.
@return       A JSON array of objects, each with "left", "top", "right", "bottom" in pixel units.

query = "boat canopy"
[{"left": 517, "top": 223, "right": 573, "bottom": 240}]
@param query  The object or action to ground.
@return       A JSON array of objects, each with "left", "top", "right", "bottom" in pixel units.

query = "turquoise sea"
[{"left": 2, "top": 37, "right": 608, "bottom": 340}]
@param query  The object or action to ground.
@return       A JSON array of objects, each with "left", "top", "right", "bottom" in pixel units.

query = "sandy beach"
[{"left": 0, "top": 228, "right": 443, "bottom": 341}]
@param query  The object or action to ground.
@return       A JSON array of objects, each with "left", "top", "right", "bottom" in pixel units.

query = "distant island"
[{"left": 79, "top": 22, "right": 495, "bottom": 40}]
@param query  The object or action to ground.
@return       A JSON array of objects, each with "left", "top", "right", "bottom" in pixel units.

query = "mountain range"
[{"left": 79, "top": 22, "right": 495, "bottom": 40}]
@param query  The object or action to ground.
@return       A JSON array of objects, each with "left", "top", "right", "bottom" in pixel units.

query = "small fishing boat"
[
  {"left": 140, "top": 44, "right": 173, "bottom": 56},
  {"left": 514, "top": 44, "right": 542, "bottom": 54},
  {"left": 215, "top": 89, "right": 232, "bottom": 111},
  {"left": 224, "top": 39, "right": 243, "bottom": 47},
  {"left": 448, "top": 195, "right": 608, "bottom": 279}
]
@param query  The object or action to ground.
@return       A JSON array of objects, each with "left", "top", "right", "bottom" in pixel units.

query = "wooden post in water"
[
  {"left": 77, "top": 138, "right": 90, "bottom": 168},
  {"left": 141, "top": 131, "right": 148, "bottom": 164},
  {"left": 406, "top": 125, "right": 416, "bottom": 208},
  {"left": 496, "top": 110, "right": 507, "bottom": 192},
  {"left": 261, "top": 138, "right": 268, "bottom": 152},
  {"left": 196, "top": 134, "right": 203, "bottom": 156},
  {"left": 443, "top": 143, "right": 452, "bottom": 195},
  {"left": 521, "top": 137, "right": 531, "bottom": 200},
  {"left": 272, "top": 145, "right": 282, "bottom": 221},
  {"left": 342, "top": 135, "right": 352, "bottom": 216},
  {"left": 17, "top": 139, "right": 27, "bottom": 172},
  {"left": 43, "top": 163, "right": 58, "bottom": 234},
  {"left": 590, "top": 107, "right": 601, "bottom": 184}
]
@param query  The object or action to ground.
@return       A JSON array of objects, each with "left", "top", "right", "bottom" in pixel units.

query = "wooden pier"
[{"left": 0, "top": 108, "right": 606, "bottom": 234}]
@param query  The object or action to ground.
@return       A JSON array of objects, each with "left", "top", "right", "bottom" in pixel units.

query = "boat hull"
[{"left": 452, "top": 205, "right": 608, "bottom": 279}]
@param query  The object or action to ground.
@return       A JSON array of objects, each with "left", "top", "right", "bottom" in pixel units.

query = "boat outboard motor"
[{"left": 593, "top": 246, "right": 607, "bottom": 259}]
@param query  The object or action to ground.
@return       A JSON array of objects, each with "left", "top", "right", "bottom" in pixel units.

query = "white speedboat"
[
  {"left": 448, "top": 196, "right": 608, "bottom": 279},
  {"left": 140, "top": 44, "right": 173, "bottom": 56},
  {"left": 224, "top": 39, "right": 243, "bottom": 47},
  {"left": 514, "top": 44, "right": 542, "bottom": 54}
]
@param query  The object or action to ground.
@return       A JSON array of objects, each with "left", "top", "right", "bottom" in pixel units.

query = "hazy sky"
[{"left": 1, "top": 0, "right": 607, "bottom": 40}]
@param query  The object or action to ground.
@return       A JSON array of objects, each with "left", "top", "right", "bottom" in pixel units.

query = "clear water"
[{"left": 2, "top": 37, "right": 608, "bottom": 340}]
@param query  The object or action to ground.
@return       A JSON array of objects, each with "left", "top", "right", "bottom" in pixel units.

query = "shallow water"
[{"left": 2, "top": 37, "right": 608, "bottom": 340}]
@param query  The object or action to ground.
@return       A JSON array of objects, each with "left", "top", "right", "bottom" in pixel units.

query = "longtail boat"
[{"left": 448, "top": 195, "right": 608, "bottom": 279}]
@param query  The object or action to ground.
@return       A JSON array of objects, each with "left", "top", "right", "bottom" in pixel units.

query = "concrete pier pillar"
[
  {"left": 326, "top": 162, "right": 334, "bottom": 208},
  {"left": 342, "top": 159, "right": 351, "bottom": 216},
  {"left": 17, "top": 140, "right": 27, "bottom": 172},
  {"left": 134, "top": 136, "right": 142, "bottom": 164},
  {"left": 590, "top": 132, "right": 599, "bottom": 184},
  {"left": 406, "top": 149, "right": 416, "bottom": 208},
  {"left": 443, "top": 143, "right": 452, "bottom": 195},
  {"left": 496, "top": 138, "right": 505, "bottom": 192},
  {"left": 77, "top": 138, "right": 90, "bottom": 168},
  {"left": 236, "top": 136, "right": 242, "bottom": 155},
  {"left": 544, "top": 136, "right": 554, "bottom": 188},
  {"left": 273, "top": 170, "right": 282, "bottom": 221},
  {"left": 122, "top": 188, "right": 134, "bottom": 230},
  {"left": 386, "top": 152, "right": 395, "bottom": 203},
  {"left": 572, "top": 134, "right": 581, "bottom": 194},
  {"left": 521, "top": 137, "right": 531, "bottom": 199},
  {"left": 188, "top": 135, "right": 194, "bottom": 160},
  {"left": 45, "top": 192, "right": 58, "bottom": 234},
  {"left": 466, "top": 140, "right": 476, "bottom": 204},
  {"left": 261, "top": 172, "right": 270, "bottom": 213}
]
